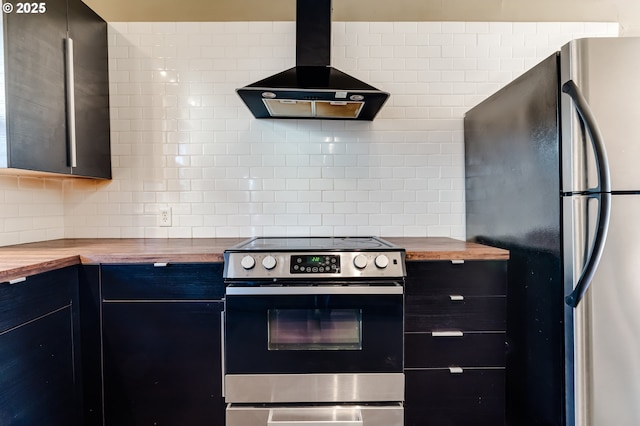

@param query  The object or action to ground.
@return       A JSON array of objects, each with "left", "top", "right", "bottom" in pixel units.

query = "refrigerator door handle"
[{"left": 562, "top": 80, "right": 611, "bottom": 308}]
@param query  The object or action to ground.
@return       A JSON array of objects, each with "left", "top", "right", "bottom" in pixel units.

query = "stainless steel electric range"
[{"left": 222, "top": 237, "right": 406, "bottom": 426}]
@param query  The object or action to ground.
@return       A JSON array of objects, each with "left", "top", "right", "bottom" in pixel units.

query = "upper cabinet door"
[
  {"left": 67, "top": 0, "right": 111, "bottom": 179},
  {"left": 2, "top": 0, "right": 111, "bottom": 179},
  {"left": 4, "top": 0, "right": 69, "bottom": 174}
]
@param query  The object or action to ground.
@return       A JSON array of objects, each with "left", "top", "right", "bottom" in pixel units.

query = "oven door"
[
  {"left": 224, "top": 283, "right": 404, "bottom": 405},
  {"left": 224, "top": 283, "right": 403, "bottom": 375}
]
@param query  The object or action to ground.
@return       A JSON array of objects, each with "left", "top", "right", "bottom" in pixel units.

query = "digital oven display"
[{"left": 290, "top": 255, "right": 340, "bottom": 274}]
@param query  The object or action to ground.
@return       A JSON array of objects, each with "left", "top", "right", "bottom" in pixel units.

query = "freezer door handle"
[
  {"left": 562, "top": 80, "right": 611, "bottom": 308},
  {"left": 562, "top": 80, "right": 611, "bottom": 193}
]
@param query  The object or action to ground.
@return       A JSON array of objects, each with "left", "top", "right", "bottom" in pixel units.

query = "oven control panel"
[
  {"left": 224, "top": 251, "right": 406, "bottom": 279},
  {"left": 290, "top": 255, "right": 341, "bottom": 274}
]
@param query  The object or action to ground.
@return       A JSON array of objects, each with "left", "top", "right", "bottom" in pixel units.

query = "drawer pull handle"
[
  {"left": 153, "top": 262, "right": 168, "bottom": 267},
  {"left": 451, "top": 259, "right": 465, "bottom": 265},
  {"left": 7, "top": 277, "right": 27, "bottom": 285},
  {"left": 449, "top": 367, "right": 464, "bottom": 374},
  {"left": 432, "top": 331, "right": 464, "bottom": 337},
  {"left": 268, "top": 407, "right": 363, "bottom": 426},
  {"left": 449, "top": 295, "right": 464, "bottom": 301}
]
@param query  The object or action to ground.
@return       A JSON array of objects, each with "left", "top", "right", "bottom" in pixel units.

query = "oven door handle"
[
  {"left": 267, "top": 407, "right": 363, "bottom": 426},
  {"left": 225, "top": 285, "right": 403, "bottom": 296}
]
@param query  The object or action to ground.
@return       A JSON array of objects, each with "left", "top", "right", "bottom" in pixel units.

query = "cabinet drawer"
[
  {"left": 101, "top": 263, "right": 224, "bottom": 300},
  {"left": 405, "top": 295, "right": 506, "bottom": 332},
  {"left": 0, "top": 266, "right": 76, "bottom": 333},
  {"left": 405, "top": 260, "right": 506, "bottom": 296},
  {"left": 405, "top": 332, "right": 506, "bottom": 368},
  {"left": 405, "top": 369, "right": 505, "bottom": 426}
]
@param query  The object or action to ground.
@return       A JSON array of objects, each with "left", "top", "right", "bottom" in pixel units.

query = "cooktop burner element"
[{"left": 223, "top": 236, "right": 406, "bottom": 280}]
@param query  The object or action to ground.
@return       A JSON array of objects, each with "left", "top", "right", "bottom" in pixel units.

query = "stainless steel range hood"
[{"left": 236, "top": 0, "right": 389, "bottom": 121}]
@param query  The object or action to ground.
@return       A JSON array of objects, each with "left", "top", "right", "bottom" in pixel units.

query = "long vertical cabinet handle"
[
  {"left": 65, "top": 37, "right": 77, "bottom": 168},
  {"left": 220, "top": 309, "right": 226, "bottom": 398},
  {"left": 562, "top": 80, "right": 611, "bottom": 308}
]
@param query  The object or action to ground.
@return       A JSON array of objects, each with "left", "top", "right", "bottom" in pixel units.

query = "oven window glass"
[{"left": 268, "top": 309, "right": 362, "bottom": 350}]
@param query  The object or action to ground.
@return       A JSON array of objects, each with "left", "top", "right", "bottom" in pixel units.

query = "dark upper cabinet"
[
  {"left": 2, "top": 0, "right": 111, "bottom": 178},
  {"left": 3, "top": 0, "right": 68, "bottom": 174},
  {"left": 66, "top": 0, "right": 111, "bottom": 178}
]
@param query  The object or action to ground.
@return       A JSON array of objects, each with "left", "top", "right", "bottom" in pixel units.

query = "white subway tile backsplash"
[{"left": 0, "top": 21, "right": 620, "bottom": 246}]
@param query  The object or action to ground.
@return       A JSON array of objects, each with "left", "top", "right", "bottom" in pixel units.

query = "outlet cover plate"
[{"left": 159, "top": 207, "right": 172, "bottom": 227}]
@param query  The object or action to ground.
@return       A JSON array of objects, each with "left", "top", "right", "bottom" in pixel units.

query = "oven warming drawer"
[
  {"left": 227, "top": 403, "right": 404, "bottom": 426},
  {"left": 225, "top": 373, "right": 404, "bottom": 403}
]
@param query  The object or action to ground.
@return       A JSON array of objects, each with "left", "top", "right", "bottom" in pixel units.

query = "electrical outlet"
[{"left": 159, "top": 207, "right": 172, "bottom": 227}]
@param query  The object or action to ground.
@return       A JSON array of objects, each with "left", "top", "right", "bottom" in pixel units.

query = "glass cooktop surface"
[{"left": 229, "top": 236, "right": 399, "bottom": 252}]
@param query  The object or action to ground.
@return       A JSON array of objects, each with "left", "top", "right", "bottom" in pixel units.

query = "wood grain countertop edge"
[{"left": 0, "top": 237, "right": 509, "bottom": 283}]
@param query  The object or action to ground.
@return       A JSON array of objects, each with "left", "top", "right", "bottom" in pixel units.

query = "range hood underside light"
[{"left": 264, "top": 98, "right": 365, "bottom": 119}]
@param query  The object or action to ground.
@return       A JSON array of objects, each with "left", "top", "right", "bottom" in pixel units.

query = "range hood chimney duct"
[
  {"left": 296, "top": 0, "right": 331, "bottom": 67},
  {"left": 236, "top": 0, "right": 389, "bottom": 121}
]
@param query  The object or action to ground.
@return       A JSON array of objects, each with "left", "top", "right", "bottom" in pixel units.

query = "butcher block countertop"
[{"left": 0, "top": 237, "right": 508, "bottom": 283}]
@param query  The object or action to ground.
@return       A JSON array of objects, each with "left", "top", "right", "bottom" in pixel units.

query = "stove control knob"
[
  {"left": 262, "top": 255, "right": 277, "bottom": 270},
  {"left": 353, "top": 254, "right": 368, "bottom": 270},
  {"left": 240, "top": 255, "right": 256, "bottom": 270},
  {"left": 375, "top": 254, "right": 390, "bottom": 269}
]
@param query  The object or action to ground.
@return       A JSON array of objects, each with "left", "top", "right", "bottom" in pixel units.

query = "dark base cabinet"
[
  {"left": 404, "top": 260, "right": 507, "bottom": 426},
  {"left": 405, "top": 332, "right": 506, "bottom": 368},
  {"left": 103, "top": 301, "right": 224, "bottom": 425},
  {"left": 0, "top": 309, "right": 76, "bottom": 425},
  {"left": 0, "top": 266, "right": 82, "bottom": 426},
  {"left": 78, "top": 265, "right": 103, "bottom": 426},
  {"left": 100, "top": 263, "right": 226, "bottom": 426},
  {"left": 0, "top": 261, "right": 229, "bottom": 426},
  {"left": 405, "top": 369, "right": 505, "bottom": 426}
]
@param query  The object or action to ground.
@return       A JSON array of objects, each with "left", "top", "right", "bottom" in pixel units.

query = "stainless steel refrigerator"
[{"left": 465, "top": 37, "right": 640, "bottom": 426}]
